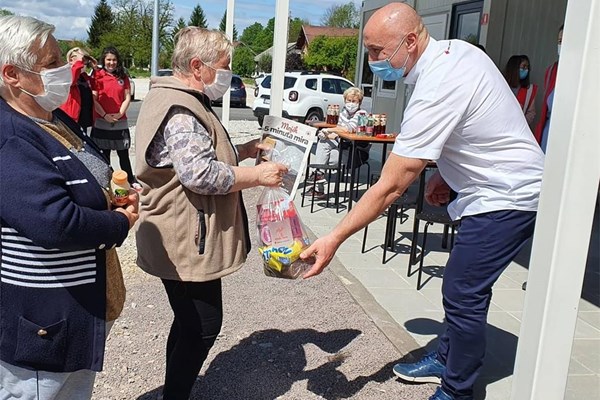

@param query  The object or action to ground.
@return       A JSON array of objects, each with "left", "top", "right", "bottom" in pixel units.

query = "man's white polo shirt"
[{"left": 392, "top": 38, "right": 545, "bottom": 220}]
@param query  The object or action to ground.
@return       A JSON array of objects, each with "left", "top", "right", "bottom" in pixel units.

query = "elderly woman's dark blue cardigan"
[{"left": 0, "top": 98, "right": 129, "bottom": 372}]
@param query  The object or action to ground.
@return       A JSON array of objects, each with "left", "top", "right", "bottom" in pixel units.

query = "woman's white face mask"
[
  {"left": 345, "top": 102, "right": 359, "bottom": 114},
  {"left": 20, "top": 63, "right": 72, "bottom": 111},
  {"left": 202, "top": 67, "right": 232, "bottom": 101}
]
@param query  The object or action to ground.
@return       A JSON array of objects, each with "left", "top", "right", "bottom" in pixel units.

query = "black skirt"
[{"left": 90, "top": 127, "right": 131, "bottom": 151}]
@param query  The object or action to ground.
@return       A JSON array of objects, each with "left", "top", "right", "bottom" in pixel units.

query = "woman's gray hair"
[
  {"left": 0, "top": 16, "right": 55, "bottom": 89},
  {"left": 172, "top": 27, "right": 232, "bottom": 74},
  {"left": 343, "top": 87, "right": 364, "bottom": 102}
]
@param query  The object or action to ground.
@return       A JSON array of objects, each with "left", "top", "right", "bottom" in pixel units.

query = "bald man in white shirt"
[{"left": 300, "top": 3, "right": 544, "bottom": 400}]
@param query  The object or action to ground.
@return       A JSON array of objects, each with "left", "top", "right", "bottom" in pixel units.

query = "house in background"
[
  {"left": 295, "top": 25, "right": 358, "bottom": 56},
  {"left": 253, "top": 42, "right": 298, "bottom": 75}
]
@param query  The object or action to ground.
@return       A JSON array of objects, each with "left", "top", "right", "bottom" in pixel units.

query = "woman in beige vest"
[{"left": 135, "top": 27, "right": 288, "bottom": 400}]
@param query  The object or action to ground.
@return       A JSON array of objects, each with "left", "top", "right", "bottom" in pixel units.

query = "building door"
[{"left": 450, "top": 0, "right": 484, "bottom": 44}]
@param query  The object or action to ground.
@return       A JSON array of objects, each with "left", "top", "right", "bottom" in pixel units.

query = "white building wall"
[{"left": 360, "top": 0, "right": 567, "bottom": 133}]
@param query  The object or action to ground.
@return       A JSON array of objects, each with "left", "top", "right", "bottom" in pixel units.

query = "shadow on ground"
[
  {"left": 401, "top": 318, "right": 518, "bottom": 400},
  {"left": 137, "top": 328, "right": 398, "bottom": 400}
]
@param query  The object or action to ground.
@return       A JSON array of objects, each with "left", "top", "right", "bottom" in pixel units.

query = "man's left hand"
[{"left": 425, "top": 171, "right": 451, "bottom": 206}]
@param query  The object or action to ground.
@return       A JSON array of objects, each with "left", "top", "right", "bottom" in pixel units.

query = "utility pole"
[{"left": 151, "top": 0, "right": 159, "bottom": 76}]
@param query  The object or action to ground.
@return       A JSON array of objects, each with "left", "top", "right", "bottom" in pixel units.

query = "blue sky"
[{"left": 1, "top": 0, "right": 360, "bottom": 41}]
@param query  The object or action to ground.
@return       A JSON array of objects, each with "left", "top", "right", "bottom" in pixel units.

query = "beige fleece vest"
[{"left": 135, "top": 77, "right": 250, "bottom": 282}]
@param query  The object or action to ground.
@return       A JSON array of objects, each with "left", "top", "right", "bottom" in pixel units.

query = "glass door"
[{"left": 449, "top": 0, "right": 484, "bottom": 44}]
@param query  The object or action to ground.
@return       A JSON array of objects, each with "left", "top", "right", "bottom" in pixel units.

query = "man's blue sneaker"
[
  {"left": 392, "top": 351, "right": 445, "bottom": 384},
  {"left": 429, "top": 387, "right": 455, "bottom": 400}
]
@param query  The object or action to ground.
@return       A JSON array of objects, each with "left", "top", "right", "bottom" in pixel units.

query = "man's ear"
[
  {"left": 406, "top": 31, "right": 419, "bottom": 52},
  {"left": 1, "top": 64, "right": 20, "bottom": 87}
]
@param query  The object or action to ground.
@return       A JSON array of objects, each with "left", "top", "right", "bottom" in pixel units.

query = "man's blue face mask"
[{"left": 368, "top": 34, "right": 410, "bottom": 81}]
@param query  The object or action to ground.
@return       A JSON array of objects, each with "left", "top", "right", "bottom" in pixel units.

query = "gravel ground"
[{"left": 92, "top": 122, "right": 436, "bottom": 400}]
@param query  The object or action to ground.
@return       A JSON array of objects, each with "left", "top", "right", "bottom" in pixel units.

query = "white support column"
[
  {"left": 511, "top": 1, "right": 600, "bottom": 399},
  {"left": 269, "top": 0, "right": 290, "bottom": 118},
  {"left": 222, "top": 0, "right": 235, "bottom": 130}
]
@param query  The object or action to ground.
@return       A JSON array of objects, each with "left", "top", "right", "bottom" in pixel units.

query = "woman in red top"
[
  {"left": 90, "top": 46, "right": 134, "bottom": 183},
  {"left": 534, "top": 24, "right": 563, "bottom": 153},
  {"left": 504, "top": 55, "right": 538, "bottom": 126}
]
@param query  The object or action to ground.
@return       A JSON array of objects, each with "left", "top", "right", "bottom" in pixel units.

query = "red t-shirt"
[
  {"left": 90, "top": 69, "right": 130, "bottom": 120},
  {"left": 59, "top": 60, "right": 86, "bottom": 122}
]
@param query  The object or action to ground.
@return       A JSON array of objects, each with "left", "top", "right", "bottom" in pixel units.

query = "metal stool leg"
[
  {"left": 417, "top": 221, "right": 433, "bottom": 290},
  {"left": 310, "top": 173, "right": 317, "bottom": 213},
  {"left": 325, "top": 169, "right": 332, "bottom": 209},
  {"left": 441, "top": 224, "right": 449, "bottom": 249},
  {"left": 408, "top": 218, "right": 421, "bottom": 276},
  {"left": 382, "top": 203, "right": 398, "bottom": 264},
  {"left": 361, "top": 225, "right": 369, "bottom": 253}
]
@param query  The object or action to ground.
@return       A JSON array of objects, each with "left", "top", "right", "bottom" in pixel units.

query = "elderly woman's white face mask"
[
  {"left": 201, "top": 64, "right": 232, "bottom": 101},
  {"left": 19, "top": 63, "right": 72, "bottom": 111}
]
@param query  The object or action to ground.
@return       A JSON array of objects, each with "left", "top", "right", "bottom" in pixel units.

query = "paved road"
[
  {"left": 128, "top": 100, "right": 256, "bottom": 125},
  {"left": 128, "top": 78, "right": 257, "bottom": 125}
]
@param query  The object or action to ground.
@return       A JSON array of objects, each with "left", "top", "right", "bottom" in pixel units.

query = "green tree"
[
  {"left": 97, "top": 0, "right": 174, "bottom": 69},
  {"left": 285, "top": 52, "right": 304, "bottom": 71},
  {"left": 189, "top": 4, "right": 207, "bottom": 28},
  {"left": 288, "top": 17, "right": 308, "bottom": 44},
  {"left": 239, "top": 22, "right": 264, "bottom": 52},
  {"left": 57, "top": 40, "right": 89, "bottom": 59},
  {"left": 172, "top": 17, "right": 187, "bottom": 39},
  {"left": 255, "top": 18, "right": 275, "bottom": 51},
  {"left": 321, "top": 2, "right": 360, "bottom": 28},
  {"left": 0, "top": 8, "right": 14, "bottom": 16},
  {"left": 232, "top": 46, "right": 255, "bottom": 77},
  {"left": 87, "top": 0, "right": 114, "bottom": 49},
  {"left": 219, "top": 11, "right": 238, "bottom": 41},
  {"left": 257, "top": 54, "right": 272, "bottom": 73},
  {"left": 304, "top": 35, "right": 358, "bottom": 79}
]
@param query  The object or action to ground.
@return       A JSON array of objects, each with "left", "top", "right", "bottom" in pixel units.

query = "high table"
[
  {"left": 336, "top": 131, "right": 397, "bottom": 212},
  {"left": 308, "top": 121, "right": 337, "bottom": 130}
]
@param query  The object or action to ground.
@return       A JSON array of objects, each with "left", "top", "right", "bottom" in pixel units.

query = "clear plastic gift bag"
[{"left": 256, "top": 187, "right": 314, "bottom": 279}]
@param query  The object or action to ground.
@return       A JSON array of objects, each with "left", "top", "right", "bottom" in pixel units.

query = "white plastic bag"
[{"left": 256, "top": 187, "right": 314, "bottom": 279}]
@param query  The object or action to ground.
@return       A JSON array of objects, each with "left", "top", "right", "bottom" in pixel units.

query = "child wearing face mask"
[
  {"left": 503, "top": 54, "right": 538, "bottom": 126},
  {"left": 305, "top": 87, "right": 368, "bottom": 199}
]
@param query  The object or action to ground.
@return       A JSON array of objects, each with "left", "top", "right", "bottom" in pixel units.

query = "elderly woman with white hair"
[
  {"left": 135, "top": 27, "right": 288, "bottom": 400},
  {"left": 305, "top": 87, "right": 369, "bottom": 199},
  {"left": 0, "top": 16, "right": 138, "bottom": 399}
]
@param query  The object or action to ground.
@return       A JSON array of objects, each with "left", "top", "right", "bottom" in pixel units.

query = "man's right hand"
[{"left": 300, "top": 233, "right": 341, "bottom": 278}]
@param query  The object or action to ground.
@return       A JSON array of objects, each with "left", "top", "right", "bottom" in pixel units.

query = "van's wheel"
[
  {"left": 305, "top": 108, "right": 324, "bottom": 124},
  {"left": 257, "top": 115, "right": 264, "bottom": 127}
]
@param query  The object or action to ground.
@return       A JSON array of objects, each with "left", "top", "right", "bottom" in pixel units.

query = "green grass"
[{"left": 129, "top": 69, "right": 151, "bottom": 78}]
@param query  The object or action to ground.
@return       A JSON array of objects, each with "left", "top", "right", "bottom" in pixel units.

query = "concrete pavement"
[
  {"left": 295, "top": 147, "right": 600, "bottom": 399},
  {"left": 117, "top": 78, "right": 599, "bottom": 399}
]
